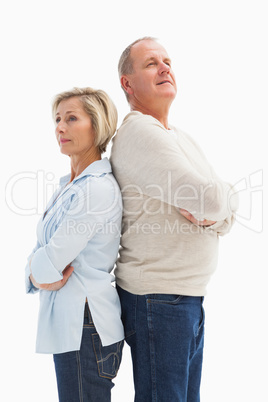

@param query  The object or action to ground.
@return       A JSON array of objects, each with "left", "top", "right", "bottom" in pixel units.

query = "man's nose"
[{"left": 159, "top": 62, "right": 170, "bottom": 75}]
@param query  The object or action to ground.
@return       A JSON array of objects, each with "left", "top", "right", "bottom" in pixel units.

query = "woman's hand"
[
  {"left": 30, "top": 265, "right": 74, "bottom": 291},
  {"left": 179, "top": 209, "right": 216, "bottom": 226}
]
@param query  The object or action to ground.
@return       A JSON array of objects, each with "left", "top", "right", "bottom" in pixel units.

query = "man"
[{"left": 110, "top": 37, "right": 238, "bottom": 401}]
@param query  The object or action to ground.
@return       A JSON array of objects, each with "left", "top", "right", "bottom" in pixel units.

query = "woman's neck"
[{"left": 69, "top": 148, "right": 101, "bottom": 182}]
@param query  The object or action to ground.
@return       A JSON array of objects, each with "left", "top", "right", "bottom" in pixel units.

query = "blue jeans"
[
  {"left": 117, "top": 285, "right": 205, "bottom": 402},
  {"left": 53, "top": 304, "right": 124, "bottom": 402}
]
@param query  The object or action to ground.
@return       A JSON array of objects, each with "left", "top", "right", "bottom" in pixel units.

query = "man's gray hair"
[{"left": 118, "top": 36, "right": 157, "bottom": 100}]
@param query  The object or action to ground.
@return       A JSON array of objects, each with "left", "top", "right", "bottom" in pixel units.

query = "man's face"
[{"left": 125, "top": 40, "right": 177, "bottom": 108}]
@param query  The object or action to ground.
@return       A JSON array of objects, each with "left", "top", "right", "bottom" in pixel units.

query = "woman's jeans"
[
  {"left": 53, "top": 304, "right": 124, "bottom": 402},
  {"left": 117, "top": 285, "right": 205, "bottom": 402}
]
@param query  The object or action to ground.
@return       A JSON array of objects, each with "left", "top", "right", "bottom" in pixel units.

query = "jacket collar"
[{"left": 59, "top": 157, "right": 111, "bottom": 186}]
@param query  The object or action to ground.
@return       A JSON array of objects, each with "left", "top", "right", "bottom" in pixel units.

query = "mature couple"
[{"left": 25, "top": 37, "right": 238, "bottom": 402}]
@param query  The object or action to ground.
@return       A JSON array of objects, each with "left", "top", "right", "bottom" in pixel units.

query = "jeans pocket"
[
  {"left": 147, "top": 294, "right": 183, "bottom": 305},
  {"left": 92, "top": 334, "right": 124, "bottom": 380},
  {"left": 197, "top": 302, "right": 205, "bottom": 337}
]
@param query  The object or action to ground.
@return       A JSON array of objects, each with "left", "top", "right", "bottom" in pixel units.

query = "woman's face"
[{"left": 55, "top": 97, "right": 96, "bottom": 158}]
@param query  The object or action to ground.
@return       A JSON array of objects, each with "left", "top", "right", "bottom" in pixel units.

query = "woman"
[{"left": 25, "top": 87, "right": 124, "bottom": 401}]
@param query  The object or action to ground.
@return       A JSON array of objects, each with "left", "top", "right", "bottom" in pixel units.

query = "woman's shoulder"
[{"left": 73, "top": 172, "right": 122, "bottom": 216}]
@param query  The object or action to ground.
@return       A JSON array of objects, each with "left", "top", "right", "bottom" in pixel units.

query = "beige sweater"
[{"left": 110, "top": 111, "right": 238, "bottom": 296}]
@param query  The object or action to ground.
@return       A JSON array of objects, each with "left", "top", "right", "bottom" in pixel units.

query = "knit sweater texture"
[{"left": 110, "top": 111, "right": 238, "bottom": 296}]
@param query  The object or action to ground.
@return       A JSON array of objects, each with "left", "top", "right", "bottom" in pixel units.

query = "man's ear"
[{"left": 121, "top": 76, "right": 134, "bottom": 95}]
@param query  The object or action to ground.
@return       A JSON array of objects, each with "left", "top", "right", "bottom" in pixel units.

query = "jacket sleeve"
[
  {"left": 28, "top": 177, "right": 120, "bottom": 285},
  {"left": 25, "top": 241, "right": 41, "bottom": 294}
]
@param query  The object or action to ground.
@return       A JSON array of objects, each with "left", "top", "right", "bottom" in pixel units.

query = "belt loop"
[{"left": 84, "top": 302, "right": 94, "bottom": 326}]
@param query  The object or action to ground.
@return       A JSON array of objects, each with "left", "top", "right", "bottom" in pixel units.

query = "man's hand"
[
  {"left": 30, "top": 265, "right": 74, "bottom": 291},
  {"left": 179, "top": 209, "right": 216, "bottom": 226}
]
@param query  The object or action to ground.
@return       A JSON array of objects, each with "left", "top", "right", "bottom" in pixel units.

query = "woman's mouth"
[{"left": 60, "top": 138, "right": 71, "bottom": 144}]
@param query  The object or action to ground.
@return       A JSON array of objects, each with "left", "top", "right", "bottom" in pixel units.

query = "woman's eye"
[
  {"left": 69, "top": 116, "right": 77, "bottom": 121},
  {"left": 56, "top": 117, "right": 60, "bottom": 124}
]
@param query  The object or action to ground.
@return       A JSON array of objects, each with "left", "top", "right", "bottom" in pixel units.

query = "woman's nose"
[{"left": 56, "top": 121, "right": 65, "bottom": 133}]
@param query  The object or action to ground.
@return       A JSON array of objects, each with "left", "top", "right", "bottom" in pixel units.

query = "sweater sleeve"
[{"left": 113, "top": 113, "right": 238, "bottom": 223}]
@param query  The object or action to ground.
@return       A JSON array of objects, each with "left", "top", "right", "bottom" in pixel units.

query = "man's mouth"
[{"left": 157, "top": 80, "right": 172, "bottom": 85}]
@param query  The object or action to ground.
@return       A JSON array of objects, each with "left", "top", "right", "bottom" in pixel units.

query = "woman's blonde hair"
[{"left": 52, "top": 87, "right": 118, "bottom": 154}]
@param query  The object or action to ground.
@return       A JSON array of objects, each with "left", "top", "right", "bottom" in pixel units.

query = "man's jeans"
[
  {"left": 53, "top": 304, "right": 124, "bottom": 402},
  {"left": 117, "top": 285, "right": 205, "bottom": 402}
]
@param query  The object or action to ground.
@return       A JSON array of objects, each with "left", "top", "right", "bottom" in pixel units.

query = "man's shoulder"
[
  {"left": 119, "top": 111, "right": 155, "bottom": 130},
  {"left": 115, "top": 111, "right": 168, "bottom": 142}
]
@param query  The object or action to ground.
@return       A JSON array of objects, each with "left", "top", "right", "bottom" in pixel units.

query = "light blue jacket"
[{"left": 25, "top": 158, "right": 124, "bottom": 354}]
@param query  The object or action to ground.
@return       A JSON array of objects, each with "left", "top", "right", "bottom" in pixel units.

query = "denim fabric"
[
  {"left": 117, "top": 285, "right": 205, "bottom": 402},
  {"left": 53, "top": 304, "right": 124, "bottom": 402}
]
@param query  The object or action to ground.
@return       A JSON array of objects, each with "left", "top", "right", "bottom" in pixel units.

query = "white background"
[{"left": 1, "top": 0, "right": 267, "bottom": 401}]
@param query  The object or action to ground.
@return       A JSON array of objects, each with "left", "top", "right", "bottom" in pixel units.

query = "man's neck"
[{"left": 129, "top": 102, "right": 170, "bottom": 129}]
